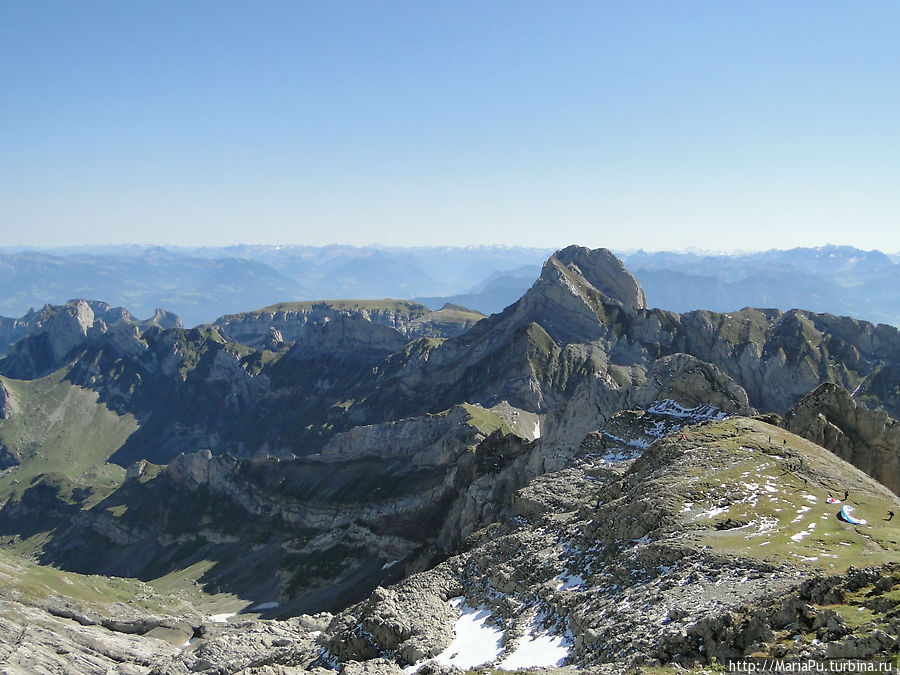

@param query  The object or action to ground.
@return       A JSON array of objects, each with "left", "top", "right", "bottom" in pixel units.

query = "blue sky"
[{"left": 1, "top": 1, "right": 898, "bottom": 251}]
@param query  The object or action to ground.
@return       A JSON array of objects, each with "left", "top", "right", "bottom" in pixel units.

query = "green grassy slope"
[
  {"left": 671, "top": 418, "right": 900, "bottom": 573},
  {"left": 0, "top": 370, "right": 138, "bottom": 503}
]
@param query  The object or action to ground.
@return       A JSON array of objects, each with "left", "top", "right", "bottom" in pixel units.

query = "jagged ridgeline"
[{"left": 0, "top": 246, "right": 898, "bottom": 674}]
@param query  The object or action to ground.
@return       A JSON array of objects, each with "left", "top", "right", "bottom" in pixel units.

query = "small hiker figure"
[
  {"left": 887, "top": 511, "right": 895, "bottom": 522},
  {"left": 680, "top": 434, "right": 685, "bottom": 440},
  {"left": 768, "top": 436, "right": 772, "bottom": 443},
  {"left": 783, "top": 439, "right": 787, "bottom": 446},
  {"left": 843, "top": 490, "right": 849, "bottom": 501}
]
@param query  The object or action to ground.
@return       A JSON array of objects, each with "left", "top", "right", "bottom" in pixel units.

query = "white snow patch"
[
  {"left": 381, "top": 560, "right": 400, "bottom": 570},
  {"left": 556, "top": 573, "right": 585, "bottom": 590},
  {"left": 533, "top": 421, "right": 541, "bottom": 439},
  {"left": 746, "top": 516, "right": 779, "bottom": 537},
  {"left": 647, "top": 400, "right": 726, "bottom": 420},
  {"left": 791, "top": 522, "right": 817, "bottom": 542},
  {"left": 498, "top": 615, "right": 570, "bottom": 669},
  {"left": 428, "top": 599, "right": 504, "bottom": 670},
  {"left": 681, "top": 502, "right": 694, "bottom": 513},
  {"left": 791, "top": 506, "right": 811, "bottom": 523},
  {"left": 802, "top": 494, "right": 818, "bottom": 503},
  {"left": 697, "top": 506, "right": 729, "bottom": 519},
  {"left": 209, "top": 613, "right": 236, "bottom": 623}
]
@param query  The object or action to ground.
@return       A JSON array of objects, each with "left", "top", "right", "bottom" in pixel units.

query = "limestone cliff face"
[
  {"left": 39, "top": 298, "right": 94, "bottom": 362},
  {"left": 0, "top": 379, "right": 14, "bottom": 420},
  {"left": 287, "top": 312, "right": 408, "bottom": 360},
  {"left": 784, "top": 383, "right": 900, "bottom": 495},
  {"left": 320, "top": 406, "right": 479, "bottom": 465}
]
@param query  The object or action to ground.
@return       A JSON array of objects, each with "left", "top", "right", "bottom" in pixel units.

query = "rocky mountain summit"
[
  {"left": 0, "top": 299, "right": 182, "bottom": 363},
  {"left": 0, "top": 245, "right": 899, "bottom": 673}
]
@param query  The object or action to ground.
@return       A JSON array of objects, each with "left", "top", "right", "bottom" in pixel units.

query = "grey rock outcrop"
[
  {"left": 545, "top": 352, "right": 753, "bottom": 447},
  {"left": 785, "top": 382, "right": 900, "bottom": 495},
  {"left": 149, "top": 308, "right": 182, "bottom": 330},
  {"left": 0, "top": 378, "right": 15, "bottom": 420},
  {"left": 554, "top": 245, "right": 647, "bottom": 311},
  {"left": 0, "top": 594, "right": 184, "bottom": 675},
  {"left": 42, "top": 298, "right": 96, "bottom": 362}
]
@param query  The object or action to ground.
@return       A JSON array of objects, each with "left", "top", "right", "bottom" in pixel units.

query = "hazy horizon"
[{"left": 1, "top": 242, "right": 899, "bottom": 257}]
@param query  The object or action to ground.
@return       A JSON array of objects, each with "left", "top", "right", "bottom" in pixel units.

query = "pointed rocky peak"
[
  {"left": 149, "top": 308, "right": 183, "bottom": 330},
  {"left": 549, "top": 245, "right": 647, "bottom": 311},
  {"left": 41, "top": 299, "right": 98, "bottom": 362},
  {"left": 441, "top": 246, "right": 648, "bottom": 352}
]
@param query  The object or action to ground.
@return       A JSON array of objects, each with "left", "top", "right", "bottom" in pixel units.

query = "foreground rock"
[{"left": 0, "top": 593, "right": 184, "bottom": 674}]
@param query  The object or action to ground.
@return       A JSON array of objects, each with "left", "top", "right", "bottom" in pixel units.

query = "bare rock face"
[
  {"left": 166, "top": 449, "right": 217, "bottom": 488},
  {"left": 784, "top": 382, "right": 900, "bottom": 495},
  {"left": 324, "top": 567, "right": 462, "bottom": 665},
  {"left": 149, "top": 308, "right": 183, "bottom": 330},
  {"left": 553, "top": 245, "right": 647, "bottom": 311},
  {"left": 44, "top": 299, "right": 96, "bottom": 363},
  {"left": 0, "top": 379, "right": 15, "bottom": 420},
  {"left": 545, "top": 352, "right": 753, "bottom": 447},
  {"left": 288, "top": 312, "right": 408, "bottom": 360},
  {"left": 639, "top": 353, "right": 753, "bottom": 413},
  {"left": 320, "top": 406, "right": 479, "bottom": 465},
  {"left": 0, "top": 595, "right": 183, "bottom": 675}
]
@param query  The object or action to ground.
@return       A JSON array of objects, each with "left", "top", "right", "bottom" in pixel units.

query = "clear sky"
[{"left": 1, "top": 1, "right": 898, "bottom": 251}]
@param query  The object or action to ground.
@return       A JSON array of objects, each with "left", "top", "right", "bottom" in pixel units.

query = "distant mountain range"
[{"left": 2, "top": 244, "right": 899, "bottom": 328}]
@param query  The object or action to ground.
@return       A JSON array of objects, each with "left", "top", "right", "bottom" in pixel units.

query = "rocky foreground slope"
[{"left": 2, "top": 413, "right": 898, "bottom": 674}]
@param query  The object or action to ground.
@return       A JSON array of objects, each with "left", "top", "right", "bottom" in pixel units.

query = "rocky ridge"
[
  {"left": 784, "top": 382, "right": 900, "bottom": 495},
  {"left": 0, "top": 300, "right": 182, "bottom": 373},
  {"left": 214, "top": 301, "right": 485, "bottom": 350}
]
